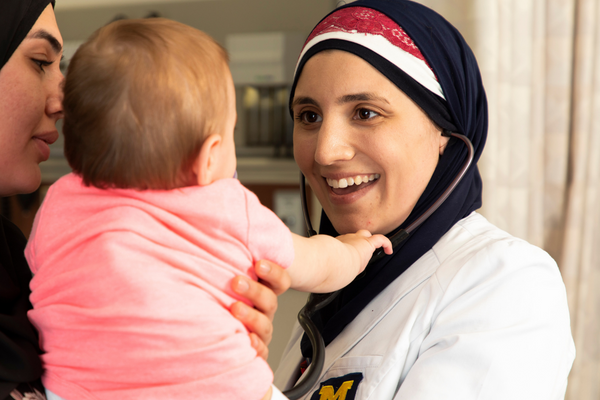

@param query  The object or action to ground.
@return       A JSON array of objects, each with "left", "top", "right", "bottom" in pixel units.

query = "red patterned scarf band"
[{"left": 296, "top": 7, "right": 445, "bottom": 100}]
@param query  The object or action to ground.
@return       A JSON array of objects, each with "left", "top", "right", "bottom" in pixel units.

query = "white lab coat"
[{"left": 274, "top": 212, "right": 575, "bottom": 400}]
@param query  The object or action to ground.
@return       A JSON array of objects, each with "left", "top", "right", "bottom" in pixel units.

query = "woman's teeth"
[{"left": 327, "top": 174, "right": 380, "bottom": 189}]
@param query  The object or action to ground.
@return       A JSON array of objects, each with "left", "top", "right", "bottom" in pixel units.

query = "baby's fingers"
[{"left": 368, "top": 234, "right": 393, "bottom": 255}]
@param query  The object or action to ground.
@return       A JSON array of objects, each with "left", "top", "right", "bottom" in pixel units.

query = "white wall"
[{"left": 55, "top": 0, "right": 336, "bottom": 45}]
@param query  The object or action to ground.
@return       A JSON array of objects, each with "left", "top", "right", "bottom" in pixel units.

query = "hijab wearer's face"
[
  {"left": 292, "top": 50, "right": 448, "bottom": 235},
  {"left": 0, "top": 4, "right": 63, "bottom": 197}
]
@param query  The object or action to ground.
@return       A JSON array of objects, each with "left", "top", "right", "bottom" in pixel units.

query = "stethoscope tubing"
[{"left": 283, "top": 132, "right": 474, "bottom": 399}]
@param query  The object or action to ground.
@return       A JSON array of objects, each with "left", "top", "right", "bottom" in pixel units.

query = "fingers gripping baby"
[{"left": 24, "top": 18, "right": 392, "bottom": 400}]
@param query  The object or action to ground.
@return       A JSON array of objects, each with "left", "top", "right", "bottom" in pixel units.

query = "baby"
[{"left": 25, "top": 18, "right": 391, "bottom": 400}]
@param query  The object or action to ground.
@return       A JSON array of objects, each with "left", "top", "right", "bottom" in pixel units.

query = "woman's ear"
[
  {"left": 192, "top": 134, "right": 222, "bottom": 186},
  {"left": 439, "top": 132, "right": 450, "bottom": 155}
]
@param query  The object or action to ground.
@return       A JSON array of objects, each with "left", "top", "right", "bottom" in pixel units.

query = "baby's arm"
[{"left": 288, "top": 230, "right": 392, "bottom": 293}]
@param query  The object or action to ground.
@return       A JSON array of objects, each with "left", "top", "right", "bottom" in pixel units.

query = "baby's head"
[{"left": 63, "top": 18, "right": 237, "bottom": 190}]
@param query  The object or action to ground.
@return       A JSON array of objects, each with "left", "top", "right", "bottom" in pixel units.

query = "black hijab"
[
  {"left": 0, "top": 0, "right": 55, "bottom": 67},
  {"left": 1, "top": 1, "right": 55, "bottom": 398},
  {"left": 292, "top": 0, "right": 488, "bottom": 357}
]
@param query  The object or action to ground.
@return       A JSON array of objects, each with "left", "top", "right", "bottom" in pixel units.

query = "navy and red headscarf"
[{"left": 291, "top": 0, "right": 488, "bottom": 357}]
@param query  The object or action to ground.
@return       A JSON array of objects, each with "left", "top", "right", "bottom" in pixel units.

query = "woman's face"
[
  {"left": 293, "top": 50, "right": 448, "bottom": 235},
  {"left": 0, "top": 4, "right": 64, "bottom": 197}
]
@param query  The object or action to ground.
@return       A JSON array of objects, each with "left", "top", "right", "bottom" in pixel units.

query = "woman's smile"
[
  {"left": 325, "top": 173, "right": 380, "bottom": 200},
  {"left": 326, "top": 173, "right": 380, "bottom": 189}
]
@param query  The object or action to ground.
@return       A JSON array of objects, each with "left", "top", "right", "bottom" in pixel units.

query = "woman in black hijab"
[
  {"left": 0, "top": 1, "right": 63, "bottom": 399},
  {"left": 274, "top": 1, "right": 575, "bottom": 399}
]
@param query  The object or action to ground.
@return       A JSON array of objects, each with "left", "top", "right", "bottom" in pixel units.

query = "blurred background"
[{"left": 2, "top": 1, "right": 599, "bottom": 398}]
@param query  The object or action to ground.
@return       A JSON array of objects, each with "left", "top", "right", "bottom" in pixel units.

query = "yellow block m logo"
[
  {"left": 310, "top": 372, "right": 363, "bottom": 400},
  {"left": 318, "top": 380, "right": 354, "bottom": 400}
]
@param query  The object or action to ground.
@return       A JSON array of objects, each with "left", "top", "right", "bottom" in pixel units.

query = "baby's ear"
[{"left": 192, "top": 134, "right": 222, "bottom": 186}]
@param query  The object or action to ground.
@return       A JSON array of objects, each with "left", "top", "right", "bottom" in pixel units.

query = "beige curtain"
[
  {"left": 560, "top": 1, "right": 600, "bottom": 397},
  {"left": 418, "top": 0, "right": 600, "bottom": 397}
]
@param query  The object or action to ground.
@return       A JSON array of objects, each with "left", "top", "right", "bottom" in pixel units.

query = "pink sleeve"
[{"left": 244, "top": 188, "right": 295, "bottom": 270}]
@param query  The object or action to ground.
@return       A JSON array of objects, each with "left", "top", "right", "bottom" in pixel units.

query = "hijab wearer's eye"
[{"left": 357, "top": 108, "right": 378, "bottom": 120}]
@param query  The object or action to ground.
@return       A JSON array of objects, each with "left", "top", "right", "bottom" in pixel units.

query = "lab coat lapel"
[
  {"left": 274, "top": 322, "right": 305, "bottom": 391},
  {"left": 322, "top": 250, "right": 440, "bottom": 369},
  {"left": 271, "top": 256, "right": 439, "bottom": 392},
  {"left": 322, "top": 218, "right": 475, "bottom": 367}
]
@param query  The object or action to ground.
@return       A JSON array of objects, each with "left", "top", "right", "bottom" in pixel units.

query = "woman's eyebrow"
[
  {"left": 338, "top": 93, "right": 389, "bottom": 105},
  {"left": 291, "top": 93, "right": 389, "bottom": 109},
  {"left": 26, "top": 29, "right": 63, "bottom": 55},
  {"left": 291, "top": 96, "right": 319, "bottom": 108}
]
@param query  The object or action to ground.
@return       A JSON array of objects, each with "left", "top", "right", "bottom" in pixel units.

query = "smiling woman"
[
  {"left": 274, "top": 1, "right": 575, "bottom": 399},
  {"left": 0, "top": 1, "right": 64, "bottom": 399}
]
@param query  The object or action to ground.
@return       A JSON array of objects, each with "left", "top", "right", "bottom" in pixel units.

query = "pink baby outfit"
[{"left": 25, "top": 173, "right": 294, "bottom": 400}]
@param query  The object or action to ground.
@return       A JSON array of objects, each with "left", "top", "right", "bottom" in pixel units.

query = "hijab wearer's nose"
[{"left": 313, "top": 117, "right": 355, "bottom": 166}]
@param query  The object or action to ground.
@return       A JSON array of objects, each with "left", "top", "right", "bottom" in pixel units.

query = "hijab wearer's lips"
[
  {"left": 329, "top": 178, "right": 377, "bottom": 196},
  {"left": 326, "top": 174, "right": 380, "bottom": 189}
]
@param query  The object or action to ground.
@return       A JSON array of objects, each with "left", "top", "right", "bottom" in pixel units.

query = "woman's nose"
[
  {"left": 46, "top": 73, "right": 65, "bottom": 121},
  {"left": 314, "top": 119, "right": 355, "bottom": 166}
]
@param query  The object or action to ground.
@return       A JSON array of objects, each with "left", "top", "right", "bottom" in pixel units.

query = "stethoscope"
[{"left": 282, "top": 131, "right": 474, "bottom": 399}]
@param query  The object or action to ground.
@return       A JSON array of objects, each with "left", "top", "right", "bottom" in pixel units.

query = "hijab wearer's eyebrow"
[
  {"left": 291, "top": 93, "right": 389, "bottom": 110},
  {"left": 27, "top": 29, "right": 62, "bottom": 54},
  {"left": 337, "top": 93, "right": 389, "bottom": 105}
]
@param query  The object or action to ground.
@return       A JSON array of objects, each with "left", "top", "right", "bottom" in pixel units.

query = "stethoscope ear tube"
[
  {"left": 281, "top": 308, "right": 324, "bottom": 399},
  {"left": 282, "top": 292, "right": 339, "bottom": 399},
  {"left": 299, "top": 173, "right": 318, "bottom": 237},
  {"left": 284, "top": 132, "right": 473, "bottom": 399}
]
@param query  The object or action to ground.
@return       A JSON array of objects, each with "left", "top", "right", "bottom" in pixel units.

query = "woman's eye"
[
  {"left": 32, "top": 59, "right": 52, "bottom": 72},
  {"left": 356, "top": 108, "right": 379, "bottom": 120},
  {"left": 298, "top": 111, "right": 322, "bottom": 124}
]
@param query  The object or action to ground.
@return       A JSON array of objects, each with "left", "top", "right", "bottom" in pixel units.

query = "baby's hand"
[
  {"left": 336, "top": 230, "right": 393, "bottom": 273},
  {"left": 287, "top": 230, "right": 392, "bottom": 293}
]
